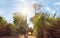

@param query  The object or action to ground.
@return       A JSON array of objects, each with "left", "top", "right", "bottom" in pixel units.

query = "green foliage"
[
  {"left": 0, "top": 16, "right": 7, "bottom": 36},
  {"left": 0, "top": 16, "right": 7, "bottom": 26},
  {"left": 30, "top": 12, "right": 55, "bottom": 38},
  {"left": 0, "top": 16, "right": 16, "bottom": 36},
  {"left": 13, "top": 12, "right": 28, "bottom": 34},
  {"left": 31, "top": 3, "right": 58, "bottom": 38}
]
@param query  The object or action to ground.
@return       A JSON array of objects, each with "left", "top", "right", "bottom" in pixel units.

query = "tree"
[
  {"left": 31, "top": 3, "right": 57, "bottom": 38},
  {"left": 0, "top": 16, "right": 7, "bottom": 36},
  {"left": 13, "top": 12, "right": 28, "bottom": 34},
  {"left": 6, "top": 23, "right": 15, "bottom": 35},
  {"left": 32, "top": 3, "right": 43, "bottom": 15},
  {"left": 31, "top": 3, "right": 45, "bottom": 38},
  {"left": 31, "top": 12, "right": 51, "bottom": 38}
]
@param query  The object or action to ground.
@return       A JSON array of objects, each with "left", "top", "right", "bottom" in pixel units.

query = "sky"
[{"left": 0, "top": 0, "right": 60, "bottom": 28}]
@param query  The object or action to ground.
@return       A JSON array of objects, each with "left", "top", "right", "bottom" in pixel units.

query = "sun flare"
[{"left": 21, "top": 6, "right": 30, "bottom": 16}]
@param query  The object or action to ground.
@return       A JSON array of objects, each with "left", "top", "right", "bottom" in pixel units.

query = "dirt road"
[
  {"left": 0, "top": 35, "right": 35, "bottom": 38},
  {"left": 28, "top": 36, "right": 35, "bottom": 38}
]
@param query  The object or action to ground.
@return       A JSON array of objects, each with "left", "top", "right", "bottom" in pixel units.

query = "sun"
[{"left": 21, "top": 6, "right": 30, "bottom": 16}]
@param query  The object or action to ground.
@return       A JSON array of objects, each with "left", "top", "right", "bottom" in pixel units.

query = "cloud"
[
  {"left": 46, "top": 7, "right": 51, "bottom": 11},
  {"left": 44, "top": 7, "right": 52, "bottom": 11},
  {"left": 43, "top": 6, "right": 56, "bottom": 15},
  {"left": 36, "top": 0, "right": 43, "bottom": 3},
  {"left": 12, "top": 0, "right": 33, "bottom": 12},
  {"left": 54, "top": 2, "right": 60, "bottom": 5},
  {"left": 19, "top": 0, "right": 27, "bottom": 4}
]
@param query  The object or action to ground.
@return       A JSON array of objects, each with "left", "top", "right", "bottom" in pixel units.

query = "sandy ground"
[{"left": 0, "top": 35, "right": 35, "bottom": 38}]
